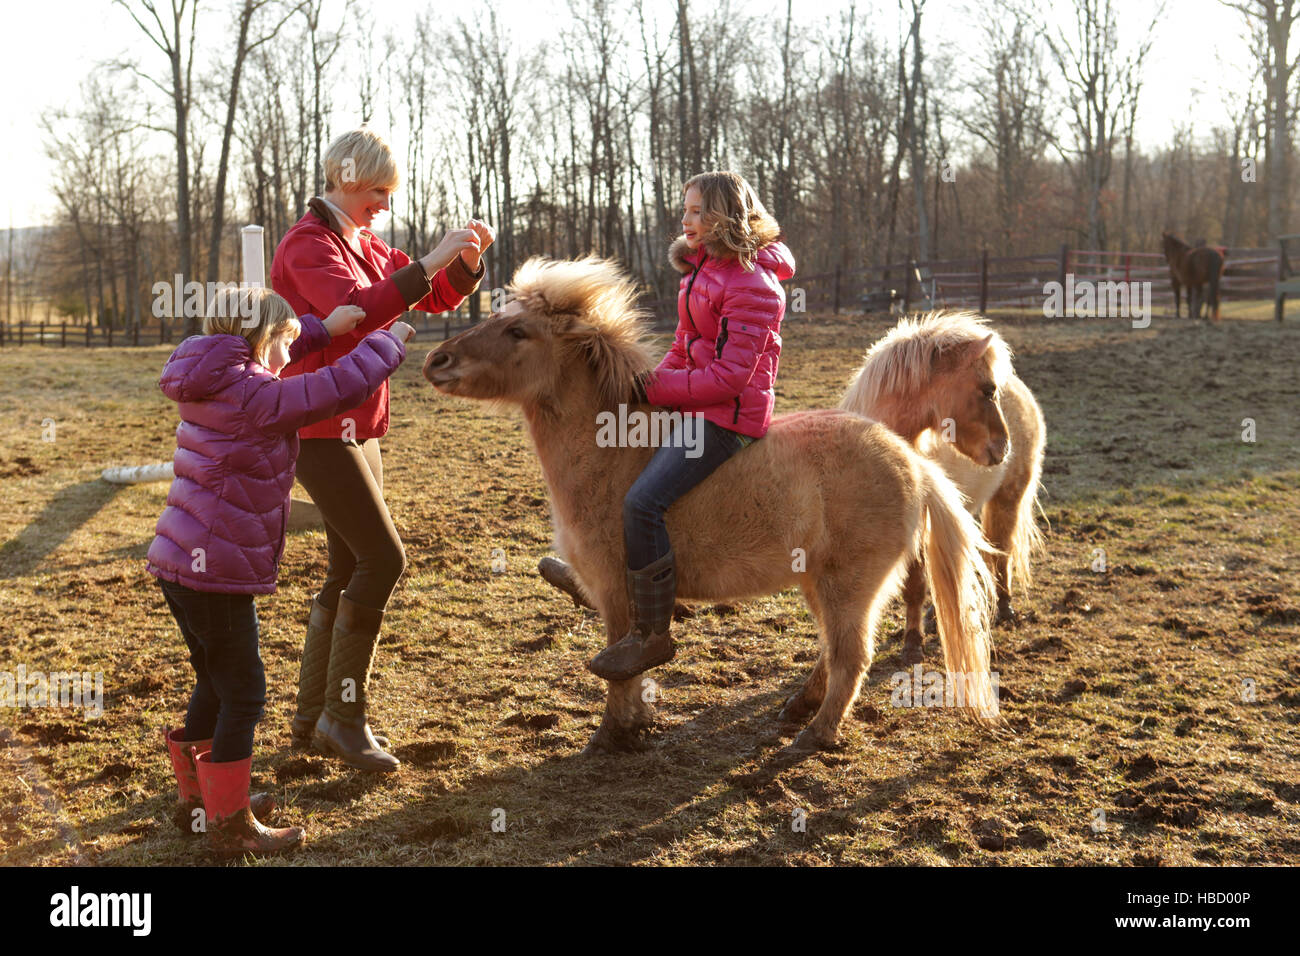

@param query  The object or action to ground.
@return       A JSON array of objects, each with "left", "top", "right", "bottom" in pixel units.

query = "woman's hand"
[
  {"left": 390, "top": 320, "right": 416, "bottom": 343},
  {"left": 323, "top": 304, "right": 366, "bottom": 337},
  {"left": 420, "top": 229, "right": 480, "bottom": 276},
  {"left": 460, "top": 219, "right": 496, "bottom": 271}
]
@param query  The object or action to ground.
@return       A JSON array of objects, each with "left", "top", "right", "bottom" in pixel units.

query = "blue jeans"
[
  {"left": 623, "top": 417, "right": 753, "bottom": 571},
  {"left": 158, "top": 580, "right": 266, "bottom": 762}
]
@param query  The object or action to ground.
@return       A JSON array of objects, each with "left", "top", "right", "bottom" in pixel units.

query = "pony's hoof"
[
  {"left": 777, "top": 694, "right": 815, "bottom": 724},
  {"left": 779, "top": 728, "right": 830, "bottom": 758},
  {"left": 995, "top": 603, "right": 1018, "bottom": 627},
  {"left": 901, "top": 628, "right": 925, "bottom": 665},
  {"left": 580, "top": 724, "right": 647, "bottom": 756}
]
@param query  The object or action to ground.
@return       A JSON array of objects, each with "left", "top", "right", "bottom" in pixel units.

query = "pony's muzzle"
[{"left": 424, "top": 348, "right": 457, "bottom": 386}]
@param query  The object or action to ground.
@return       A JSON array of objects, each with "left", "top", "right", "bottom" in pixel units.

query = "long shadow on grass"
[{"left": 0, "top": 478, "right": 123, "bottom": 578}]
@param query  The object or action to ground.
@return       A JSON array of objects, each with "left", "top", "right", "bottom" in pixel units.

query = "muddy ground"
[{"left": 0, "top": 310, "right": 1297, "bottom": 866}]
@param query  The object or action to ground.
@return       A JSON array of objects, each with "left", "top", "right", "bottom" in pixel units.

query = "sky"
[{"left": 1, "top": 0, "right": 1257, "bottom": 229}]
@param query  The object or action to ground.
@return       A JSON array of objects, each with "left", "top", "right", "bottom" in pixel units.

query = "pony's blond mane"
[
  {"left": 509, "top": 256, "right": 654, "bottom": 408},
  {"left": 841, "top": 310, "right": 1014, "bottom": 414}
]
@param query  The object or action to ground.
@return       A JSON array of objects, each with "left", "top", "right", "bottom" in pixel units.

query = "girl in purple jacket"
[
  {"left": 586, "top": 171, "right": 795, "bottom": 681},
  {"left": 146, "top": 287, "right": 412, "bottom": 856}
]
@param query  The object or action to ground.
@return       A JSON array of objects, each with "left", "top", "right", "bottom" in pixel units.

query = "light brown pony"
[
  {"left": 423, "top": 257, "right": 999, "bottom": 755},
  {"left": 841, "top": 311, "right": 1046, "bottom": 665}
]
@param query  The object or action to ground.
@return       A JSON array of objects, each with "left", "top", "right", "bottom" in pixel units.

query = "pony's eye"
[
  {"left": 981, "top": 385, "right": 997, "bottom": 399},
  {"left": 508, "top": 325, "right": 528, "bottom": 340}
]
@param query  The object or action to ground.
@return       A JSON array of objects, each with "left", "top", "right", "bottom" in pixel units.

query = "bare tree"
[{"left": 1046, "top": 0, "right": 1158, "bottom": 249}]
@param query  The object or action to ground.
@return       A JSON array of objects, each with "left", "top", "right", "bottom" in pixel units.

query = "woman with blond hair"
[{"left": 271, "top": 127, "right": 495, "bottom": 772}]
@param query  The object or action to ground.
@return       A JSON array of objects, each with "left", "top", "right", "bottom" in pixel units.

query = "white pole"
[{"left": 241, "top": 225, "right": 265, "bottom": 287}]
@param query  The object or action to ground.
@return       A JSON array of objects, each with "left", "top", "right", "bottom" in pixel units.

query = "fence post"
[
  {"left": 40, "top": 320, "right": 46, "bottom": 346},
  {"left": 832, "top": 266, "right": 842, "bottom": 315},
  {"left": 86, "top": 322, "right": 92, "bottom": 347},
  {"left": 903, "top": 260, "right": 915, "bottom": 313},
  {"left": 1058, "top": 243, "right": 1069, "bottom": 289},
  {"left": 17, "top": 323, "right": 22, "bottom": 346},
  {"left": 107, "top": 324, "right": 113, "bottom": 348},
  {"left": 979, "top": 249, "right": 989, "bottom": 313},
  {"left": 61, "top": 323, "right": 67, "bottom": 347},
  {"left": 1277, "top": 239, "right": 1288, "bottom": 323}
]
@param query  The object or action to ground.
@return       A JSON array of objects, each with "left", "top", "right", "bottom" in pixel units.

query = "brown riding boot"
[
  {"left": 289, "top": 595, "right": 335, "bottom": 746},
  {"left": 291, "top": 596, "right": 392, "bottom": 750},
  {"left": 587, "top": 550, "right": 677, "bottom": 681},
  {"left": 312, "top": 593, "right": 400, "bottom": 773}
]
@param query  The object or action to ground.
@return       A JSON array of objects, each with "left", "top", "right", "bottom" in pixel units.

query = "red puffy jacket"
[
  {"left": 271, "top": 197, "right": 484, "bottom": 440},
  {"left": 644, "top": 235, "right": 795, "bottom": 438}
]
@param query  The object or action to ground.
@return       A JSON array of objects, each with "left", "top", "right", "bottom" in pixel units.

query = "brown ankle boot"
[
  {"left": 192, "top": 749, "right": 303, "bottom": 857},
  {"left": 587, "top": 550, "right": 677, "bottom": 681}
]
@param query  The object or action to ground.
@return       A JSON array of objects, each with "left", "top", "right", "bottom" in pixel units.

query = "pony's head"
[
  {"left": 1161, "top": 230, "right": 1187, "bottom": 259},
  {"left": 423, "top": 256, "right": 653, "bottom": 411},
  {"left": 844, "top": 310, "right": 1013, "bottom": 466}
]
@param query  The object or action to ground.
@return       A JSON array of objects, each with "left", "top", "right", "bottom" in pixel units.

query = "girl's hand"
[
  {"left": 390, "top": 321, "right": 416, "bottom": 343},
  {"left": 323, "top": 304, "right": 365, "bottom": 337},
  {"left": 420, "top": 229, "right": 480, "bottom": 276},
  {"left": 461, "top": 219, "right": 496, "bottom": 271}
]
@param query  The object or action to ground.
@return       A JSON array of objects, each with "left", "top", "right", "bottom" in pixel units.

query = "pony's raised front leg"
[{"left": 900, "top": 556, "right": 927, "bottom": 664}]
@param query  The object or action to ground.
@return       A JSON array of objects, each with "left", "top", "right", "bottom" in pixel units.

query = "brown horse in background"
[{"left": 1162, "top": 231, "right": 1226, "bottom": 321}]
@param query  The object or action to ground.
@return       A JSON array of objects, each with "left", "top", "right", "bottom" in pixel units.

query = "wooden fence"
[
  {"left": 646, "top": 244, "right": 1283, "bottom": 324},
  {"left": 0, "top": 308, "right": 480, "bottom": 348},
  {"left": 5, "top": 244, "right": 1286, "bottom": 346}
]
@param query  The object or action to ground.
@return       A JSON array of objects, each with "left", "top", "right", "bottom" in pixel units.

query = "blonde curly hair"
[{"left": 684, "top": 171, "right": 781, "bottom": 273}]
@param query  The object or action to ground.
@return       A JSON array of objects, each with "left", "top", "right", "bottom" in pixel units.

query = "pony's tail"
[
  {"left": 1210, "top": 252, "right": 1225, "bottom": 322},
  {"left": 919, "top": 462, "right": 1000, "bottom": 723}
]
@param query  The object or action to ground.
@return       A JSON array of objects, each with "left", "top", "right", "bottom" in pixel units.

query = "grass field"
[{"left": 1, "top": 310, "right": 1298, "bottom": 866}]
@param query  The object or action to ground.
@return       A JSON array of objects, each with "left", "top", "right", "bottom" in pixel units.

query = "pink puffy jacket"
[{"left": 644, "top": 235, "right": 795, "bottom": 438}]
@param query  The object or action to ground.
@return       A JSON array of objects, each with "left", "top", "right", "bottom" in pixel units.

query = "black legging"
[{"left": 294, "top": 438, "right": 406, "bottom": 611}]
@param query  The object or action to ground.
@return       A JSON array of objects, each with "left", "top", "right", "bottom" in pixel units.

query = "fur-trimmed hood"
[{"left": 668, "top": 234, "right": 796, "bottom": 279}]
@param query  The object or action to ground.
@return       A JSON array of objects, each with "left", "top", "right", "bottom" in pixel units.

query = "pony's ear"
[{"left": 935, "top": 334, "right": 993, "bottom": 372}]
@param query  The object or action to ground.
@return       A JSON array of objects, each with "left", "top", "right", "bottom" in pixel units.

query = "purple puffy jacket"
[
  {"left": 645, "top": 235, "right": 796, "bottom": 438},
  {"left": 145, "top": 317, "right": 406, "bottom": 594}
]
